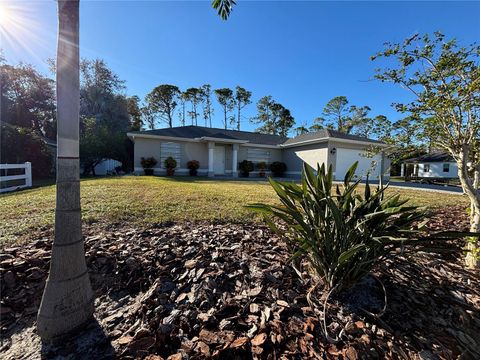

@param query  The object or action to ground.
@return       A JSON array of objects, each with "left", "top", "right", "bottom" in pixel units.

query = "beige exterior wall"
[
  {"left": 281, "top": 142, "right": 329, "bottom": 174},
  {"left": 133, "top": 138, "right": 209, "bottom": 175}
]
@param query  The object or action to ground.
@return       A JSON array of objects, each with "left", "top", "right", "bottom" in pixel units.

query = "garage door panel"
[{"left": 335, "top": 148, "right": 381, "bottom": 181}]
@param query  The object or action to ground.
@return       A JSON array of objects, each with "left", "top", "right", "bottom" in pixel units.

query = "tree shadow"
[{"left": 40, "top": 318, "right": 115, "bottom": 359}]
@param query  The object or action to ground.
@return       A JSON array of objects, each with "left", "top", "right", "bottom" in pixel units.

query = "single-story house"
[
  {"left": 127, "top": 126, "right": 390, "bottom": 180},
  {"left": 401, "top": 152, "right": 458, "bottom": 179}
]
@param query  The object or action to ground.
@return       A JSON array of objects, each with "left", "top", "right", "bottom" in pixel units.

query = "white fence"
[{"left": 0, "top": 162, "right": 32, "bottom": 193}]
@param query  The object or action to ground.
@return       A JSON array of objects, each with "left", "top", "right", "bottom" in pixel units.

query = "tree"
[
  {"left": 0, "top": 62, "right": 56, "bottom": 139},
  {"left": 214, "top": 88, "right": 235, "bottom": 129},
  {"left": 200, "top": 84, "right": 214, "bottom": 127},
  {"left": 312, "top": 96, "right": 371, "bottom": 134},
  {"left": 185, "top": 87, "right": 202, "bottom": 126},
  {"left": 79, "top": 59, "right": 131, "bottom": 175},
  {"left": 234, "top": 86, "right": 252, "bottom": 130},
  {"left": 126, "top": 95, "right": 143, "bottom": 131},
  {"left": 145, "top": 84, "right": 180, "bottom": 128},
  {"left": 178, "top": 91, "right": 189, "bottom": 126},
  {"left": 251, "top": 96, "right": 295, "bottom": 137},
  {"left": 37, "top": 0, "right": 237, "bottom": 342},
  {"left": 372, "top": 32, "right": 480, "bottom": 267},
  {"left": 295, "top": 123, "right": 309, "bottom": 136},
  {"left": 37, "top": 0, "right": 94, "bottom": 341},
  {"left": 0, "top": 124, "right": 54, "bottom": 178}
]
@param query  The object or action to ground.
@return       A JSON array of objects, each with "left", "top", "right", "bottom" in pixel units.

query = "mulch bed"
[{"left": 1, "top": 205, "right": 479, "bottom": 359}]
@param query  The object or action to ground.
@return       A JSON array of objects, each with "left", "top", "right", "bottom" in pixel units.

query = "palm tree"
[
  {"left": 37, "top": 0, "right": 236, "bottom": 341},
  {"left": 37, "top": 0, "right": 94, "bottom": 341}
]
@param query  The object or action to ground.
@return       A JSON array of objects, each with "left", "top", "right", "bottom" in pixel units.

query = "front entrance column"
[
  {"left": 208, "top": 142, "right": 215, "bottom": 177},
  {"left": 400, "top": 163, "right": 405, "bottom": 177},
  {"left": 232, "top": 144, "right": 239, "bottom": 178}
]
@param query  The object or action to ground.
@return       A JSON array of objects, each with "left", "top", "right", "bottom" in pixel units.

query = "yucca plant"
[{"left": 248, "top": 162, "right": 429, "bottom": 291}]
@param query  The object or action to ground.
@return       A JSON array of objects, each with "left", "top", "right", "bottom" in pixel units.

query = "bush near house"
[
  {"left": 140, "top": 157, "right": 157, "bottom": 175},
  {"left": 239, "top": 160, "right": 254, "bottom": 177},
  {"left": 164, "top": 157, "right": 177, "bottom": 176},
  {"left": 187, "top": 160, "right": 200, "bottom": 176},
  {"left": 256, "top": 161, "right": 268, "bottom": 177},
  {"left": 269, "top": 161, "right": 287, "bottom": 177}
]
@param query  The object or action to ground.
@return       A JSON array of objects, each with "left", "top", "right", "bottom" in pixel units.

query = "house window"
[
  {"left": 247, "top": 148, "right": 271, "bottom": 164},
  {"left": 160, "top": 142, "right": 181, "bottom": 167},
  {"left": 423, "top": 164, "right": 430, "bottom": 173},
  {"left": 443, "top": 163, "right": 450, "bottom": 173}
]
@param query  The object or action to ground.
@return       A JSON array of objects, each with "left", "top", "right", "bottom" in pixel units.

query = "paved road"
[{"left": 385, "top": 181, "right": 463, "bottom": 195}]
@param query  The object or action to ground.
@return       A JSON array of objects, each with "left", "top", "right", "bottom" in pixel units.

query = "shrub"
[
  {"left": 239, "top": 160, "right": 254, "bottom": 177},
  {"left": 269, "top": 161, "right": 287, "bottom": 177},
  {"left": 248, "top": 162, "right": 429, "bottom": 291},
  {"left": 187, "top": 160, "right": 200, "bottom": 170},
  {"left": 256, "top": 162, "right": 267, "bottom": 170},
  {"left": 140, "top": 157, "right": 157, "bottom": 169},
  {"left": 164, "top": 156, "right": 177, "bottom": 169}
]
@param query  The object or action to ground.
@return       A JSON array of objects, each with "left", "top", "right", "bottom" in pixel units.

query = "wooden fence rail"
[{"left": 0, "top": 162, "right": 32, "bottom": 193}]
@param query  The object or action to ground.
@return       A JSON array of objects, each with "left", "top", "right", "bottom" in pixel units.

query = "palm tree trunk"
[{"left": 37, "top": 0, "right": 94, "bottom": 341}]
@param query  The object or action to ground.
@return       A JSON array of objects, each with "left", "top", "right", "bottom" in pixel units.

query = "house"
[
  {"left": 127, "top": 126, "right": 389, "bottom": 180},
  {"left": 401, "top": 152, "right": 458, "bottom": 179}
]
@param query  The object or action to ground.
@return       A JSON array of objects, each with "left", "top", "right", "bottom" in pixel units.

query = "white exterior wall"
[
  {"left": 281, "top": 142, "right": 330, "bottom": 176},
  {"left": 333, "top": 147, "right": 386, "bottom": 181},
  {"left": 417, "top": 162, "right": 458, "bottom": 178}
]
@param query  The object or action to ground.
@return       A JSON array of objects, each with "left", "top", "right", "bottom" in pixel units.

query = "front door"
[{"left": 214, "top": 146, "right": 225, "bottom": 175}]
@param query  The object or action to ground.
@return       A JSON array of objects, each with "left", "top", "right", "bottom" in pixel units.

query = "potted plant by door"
[
  {"left": 187, "top": 160, "right": 200, "bottom": 176},
  {"left": 164, "top": 156, "right": 177, "bottom": 176},
  {"left": 239, "top": 160, "right": 254, "bottom": 177},
  {"left": 141, "top": 157, "right": 157, "bottom": 176},
  {"left": 269, "top": 161, "right": 287, "bottom": 177},
  {"left": 256, "top": 162, "right": 268, "bottom": 177}
]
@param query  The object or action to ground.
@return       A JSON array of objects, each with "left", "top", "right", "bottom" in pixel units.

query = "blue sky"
[{"left": 2, "top": 1, "right": 479, "bottom": 133}]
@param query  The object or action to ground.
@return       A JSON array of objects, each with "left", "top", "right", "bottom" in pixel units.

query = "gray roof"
[
  {"left": 129, "top": 126, "right": 288, "bottom": 146},
  {"left": 129, "top": 126, "right": 384, "bottom": 147},
  {"left": 404, "top": 152, "right": 454, "bottom": 163},
  {"left": 283, "top": 129, "right": 385, "bottom": 146}
]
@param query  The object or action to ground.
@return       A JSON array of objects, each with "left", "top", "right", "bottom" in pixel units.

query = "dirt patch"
[{"left": 1, "top": 208, "right": 479, "bottom": 359}]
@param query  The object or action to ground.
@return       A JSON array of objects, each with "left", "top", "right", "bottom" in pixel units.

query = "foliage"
[
  {"left": 145, "top": 84, "right": 180, "bottom": 128},
  {"left": 256, "top": 161, "right": 268, "bottom": 170},
  {"left": 185, "top": 87, "right": 202, "bottom": 126},
  {"left": 0, "top": 124, "right": 54, "bottom": 178},
  {"left": 212, "top": 0, "right": 236, "bottom": 20},
  {"left": 200, "top": 84, "right": 214, "bottom": 127},
  {"left": 311, "top": 96, "right": 390, "bottom": 139},
  {"left": 234, "top": 86, "right": 252, "bottom": 130},
  {"left": 372, "top": 32, "right": 480, "bottom": 267},
  {"left": 247, "top": 162, "right": 429, "bottom": 290},
  {"left": 239, "top": 160, "right": 254, "bottom": 175},
  {"left": 79, "top": 59, "right": 131, "bottom": 175},
  {"left": 140, "top": 157, "right": 157, "bottom": 169},
  {"left": 269, "top": 161, "right": 287, "bottom": 177},
  {"left": 214, "top": 88, "right": 235, "bottom": 129},
  {"left": 126, "top": 95, "right": 143, "bottom": 131},
  {"left": 187, "top": 160, "right": 200, "bottom": 170},
  {"left": 251, "top": 96, "right": 295, "bottom": 137},
  {"left": 0, "top": 62, "right": 56, "bottom": 139},
  {"left": 164, "top": 156, "right": 177, "bottom": 169}
]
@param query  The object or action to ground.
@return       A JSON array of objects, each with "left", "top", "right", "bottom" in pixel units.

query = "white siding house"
[{"left": 402, "top": 152, "right": 457, "bottom": 179}]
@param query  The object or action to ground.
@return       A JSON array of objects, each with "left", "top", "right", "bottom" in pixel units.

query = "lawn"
[{"left": 0, "top": 176, "right": 468, "bottom": 245}]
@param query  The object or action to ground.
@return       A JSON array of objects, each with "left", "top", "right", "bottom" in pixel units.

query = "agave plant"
[{"left": 248, "top": 162, "right": 429, "bottom": 291}]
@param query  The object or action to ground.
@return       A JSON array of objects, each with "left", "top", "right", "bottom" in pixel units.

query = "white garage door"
[{"left": 334, "top": 148, "right": 382, "bottom": 181}]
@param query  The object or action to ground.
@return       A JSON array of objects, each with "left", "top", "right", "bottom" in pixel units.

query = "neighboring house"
[
  {"left": 127, "top": 126, "right": 389, "bottom": 181},
  {"left": 401, "top": 152, "right": 458, "bottom": 179}
]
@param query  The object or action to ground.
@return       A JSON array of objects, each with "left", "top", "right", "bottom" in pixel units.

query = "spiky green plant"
[{"left": 248, "top": 162, "right": 429, "bottom": 291}]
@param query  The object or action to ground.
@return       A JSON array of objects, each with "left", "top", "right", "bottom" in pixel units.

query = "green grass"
[{"left": 0, "top": 176, "right": 468, "bottom": 245}]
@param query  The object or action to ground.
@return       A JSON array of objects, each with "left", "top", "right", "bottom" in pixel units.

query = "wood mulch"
[{"left": 0, "top": 205, "right": 478, "bottom": 359}]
